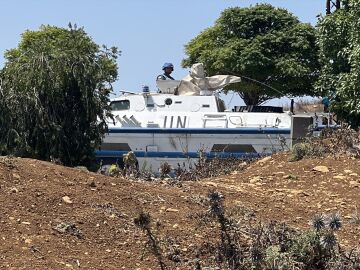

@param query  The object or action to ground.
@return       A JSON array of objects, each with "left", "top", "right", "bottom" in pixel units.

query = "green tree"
[
  {"left": 316, "top": 0, "right": 360, "bottom": 127},
  {"left": 0, "top": 24, "right": 118, "bottom": 166},
  {"left": 182, "top": 4, "right": 319, "bottom": 105}
]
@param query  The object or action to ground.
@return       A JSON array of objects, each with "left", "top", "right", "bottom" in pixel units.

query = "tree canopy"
[
  {"left": 182, "top": 4, "right": 319, "bottom": 105},
  {"left": 316, "top": 0, "right": 360, "bottom": 127},
  {"left": 0, "top": 25, "right": 118, "bottom": 166}
]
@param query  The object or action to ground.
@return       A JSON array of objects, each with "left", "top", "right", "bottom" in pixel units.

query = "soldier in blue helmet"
[{"left": 157, "top": 62, "right": 175, "bottom": 80}]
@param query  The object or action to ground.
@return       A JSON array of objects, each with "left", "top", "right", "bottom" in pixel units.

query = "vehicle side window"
[{"left": 110, "top": 100, "right": 130, "bottom": 111}]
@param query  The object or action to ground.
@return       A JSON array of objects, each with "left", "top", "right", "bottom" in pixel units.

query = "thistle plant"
[
  {"left": 320, "top": 232, "right": 337, "bottom": 250},
  {"left": 208, "top": 191, "right": 225, "bottom": 217},
  {"left": 311, "top": 214, "right": 326, "bottom": 231},
  {"left": 134, "top": 212, "right": 151, "bottom": 229},
  {"left": 134, "top": 212, "right": 167, "bottom": 270},
  {"left": 207, "top": 191, "right": 242, "bottom": 269},
  {"left": 327, "top": 213, "right": 342, "bottom": 231}
]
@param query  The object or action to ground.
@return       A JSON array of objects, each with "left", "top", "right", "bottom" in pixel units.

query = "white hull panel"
[{"left": 97, "top": 128, "right": 291, "bottom": 172}]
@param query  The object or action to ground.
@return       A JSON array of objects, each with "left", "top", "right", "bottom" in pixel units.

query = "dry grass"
[
  {"left": 291, "top": 126, "right": 360, "bottom": 161},
  {"left": 282, "top": 98, "right": 324, "bottom": 113}
]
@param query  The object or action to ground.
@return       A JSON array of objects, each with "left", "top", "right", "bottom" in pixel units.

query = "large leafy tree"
[
  {"left": 316, "top": 0, "right": 360, "bottom": 127},
  {"left": 0, "top": 25, "right": 118, "bottom": 166},
  {"left": 183, "top": 4, "right": 319, "bottom": 105}
]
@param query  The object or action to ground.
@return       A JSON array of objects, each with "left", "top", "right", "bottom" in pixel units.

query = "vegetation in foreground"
[{"left": 135, "top": 190, "right": 360, "bottom": 270}]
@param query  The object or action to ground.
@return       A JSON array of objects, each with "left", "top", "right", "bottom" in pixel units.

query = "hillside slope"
[{"left": 1, "top": 153, "right": 360, "bottom": 269}]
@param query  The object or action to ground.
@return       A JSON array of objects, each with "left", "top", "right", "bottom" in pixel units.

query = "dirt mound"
[{"left": 1, "top": 153, "right": 360, "bottom": 269}]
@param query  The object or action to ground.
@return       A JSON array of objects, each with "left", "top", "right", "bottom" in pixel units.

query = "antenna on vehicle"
[
  {"left": 224, "top": 70, "right": 313, "bottom": 113},
  {"left": 226, "top": 91, "right": 236, "bottom": 108}
]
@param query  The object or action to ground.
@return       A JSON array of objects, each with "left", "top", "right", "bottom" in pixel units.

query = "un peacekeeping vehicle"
[{"left": 96, "top": 63, "right": 324, "bottom": 172}]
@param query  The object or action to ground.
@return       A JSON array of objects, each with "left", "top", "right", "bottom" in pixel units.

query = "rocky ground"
[{"left": 1, "top": 152, "right": 360, "bottom": 269}]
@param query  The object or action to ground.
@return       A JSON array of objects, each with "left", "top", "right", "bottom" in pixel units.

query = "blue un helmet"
[
  {"left": 142, "top": 85, "right": 150, "bottom": 93},
  {"left": 162, "top": 62, "right": 174, "bottom": 70}
]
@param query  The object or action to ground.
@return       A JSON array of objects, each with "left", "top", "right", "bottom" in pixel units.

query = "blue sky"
[{"left": 0, "top": 0, "right": 324, "bottom": 105}]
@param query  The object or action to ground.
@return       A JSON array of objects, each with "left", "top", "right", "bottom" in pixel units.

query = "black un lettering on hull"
[{"left": 163, "top": 116, "right": 187, "bottom": 128}]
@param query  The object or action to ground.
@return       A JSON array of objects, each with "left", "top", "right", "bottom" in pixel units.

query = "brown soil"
[{"left": 1, "top": 153, "right": 360, "bottom": 269}]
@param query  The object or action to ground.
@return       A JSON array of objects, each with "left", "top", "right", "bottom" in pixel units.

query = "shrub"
[
  {"left": 290, "top": 127, "right": 360, "bottom": 161},
  {"left": 0, "top": 24, "right": 118, "bottom": 166},
  {"left": 290, "top": 142, "right": 324, "bottom": 161}
]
